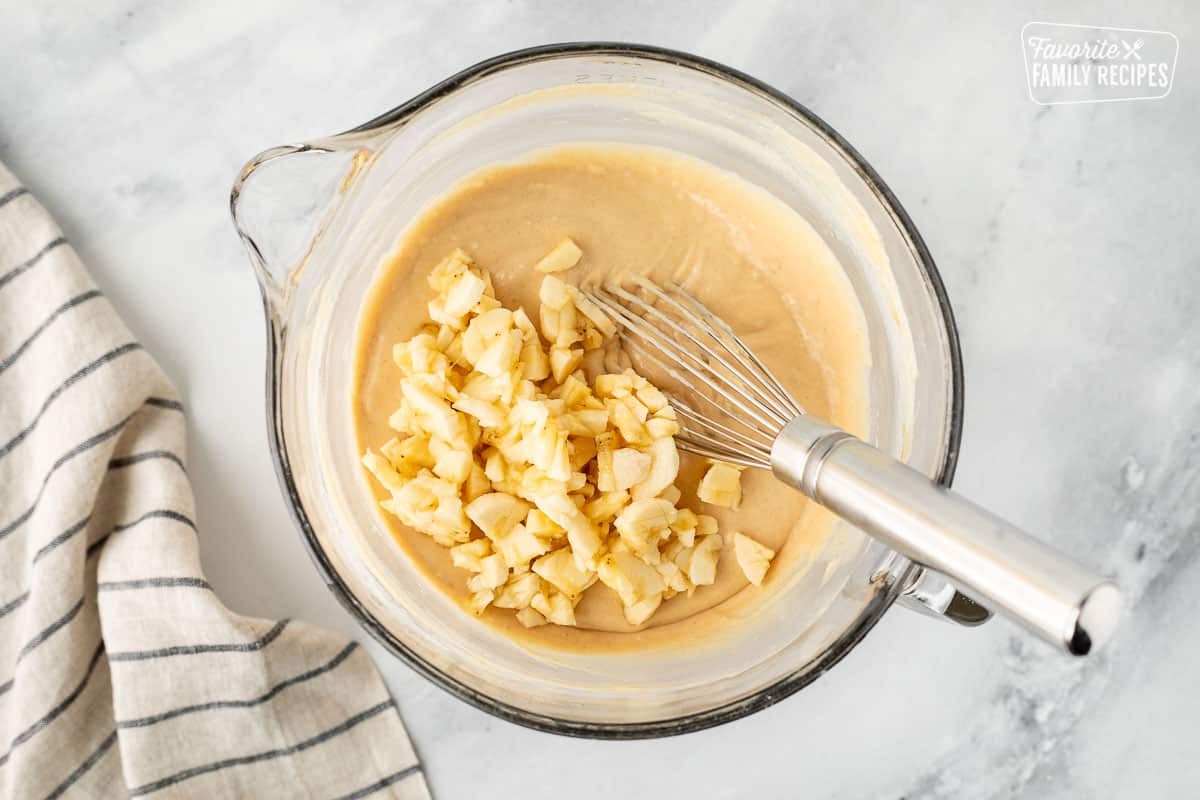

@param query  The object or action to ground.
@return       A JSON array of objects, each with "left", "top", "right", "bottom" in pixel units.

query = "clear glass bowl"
[{"left": 230, "top": 43, "right": 973, "bottom": 738}]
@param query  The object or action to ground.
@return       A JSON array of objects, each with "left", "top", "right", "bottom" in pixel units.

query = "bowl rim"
[{"left": 253, "top": 41, "right": 965, "bottom": 739}]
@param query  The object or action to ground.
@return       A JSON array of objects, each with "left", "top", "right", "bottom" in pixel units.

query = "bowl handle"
[
  {"left": 898, "top": 567, "right": 992, "bottom": 626},
  {"left": 229, "top": 141, "right": 374, "bottom": 319}
]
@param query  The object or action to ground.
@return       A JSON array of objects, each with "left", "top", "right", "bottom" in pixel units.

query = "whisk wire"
[
  {"left": 673, "top": 439, "right": 766, "bottom": 469},
  {"left": 645, "top": 279, "right": 804, "bottom": 417},
  {"left": 618, "top": 338, "right": 776, "bottom": 466},
  {"left": 584, "top": 281, "right": 808, "bottom": 469},
  {"left": 586, "top": 290, "right": 785, "bottom": 433},
  {"left": 671, "top": 398, "right": 774, "bottom": 458},
  {"left": 607, "top": 283, "right": 794, "bottom": 427}
]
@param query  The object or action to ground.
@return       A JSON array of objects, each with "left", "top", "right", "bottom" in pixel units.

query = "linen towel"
[{"left": 0, "top": 164, "right": 431, "bottom": 799}]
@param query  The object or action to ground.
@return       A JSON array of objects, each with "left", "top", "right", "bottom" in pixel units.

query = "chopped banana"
[
  {"left": 362, "top": 246, "right": 763, "bottom": 630},
  {"left": 630, "top": 437, "right": 679, "bottom": 500},
  {"left": 449, "top": 538, "right": 492, "bottom": 572},
  {"left": 583, "top": 490, "right": 629, "bottom": 523},
  {"left": 581, "top": 325, "right": 605, "bottom": 351},
  {"left": 613, "top": 498, "right": 675, "bottom": 562},
  {"left": 554, "top": 303, "right": 580, "bottom": 348},
  {"left": 659, "top": 485, "right": 682, "bottom": 506},
  {"left": 520, "top": 340, "right": 550, "bottom": 382},
  {"left": 535, "top": 237, "right": 584, "bottom": 274},
  {"left": 400, "top": 382, "right": 467, "bottom": 446},
  {"left": 467, "top": 589, "right": 494, "bottom": 615},
  {"left": 672, "top": 508, "right": 698, "bottom": 533},
  {"left": 608, "top": 399, "right": 651, "bottom": 445},
  {"left": 533, "top": 549, "right": 596, "bottom": 597},
  {"left": 611, "top": 448, "right": 652, "bottom": 491},
  {"left": 538, "top": 274, "right": 574, "bottom": 310},
  {"left": 656, "top": 560, "right": 692, "bottom": 595},
  {"left": 622, "top": 594, "right": 663, "bottom": 626},
  {"left": 597, "top": 551, "right": 666, "bottom": 607},
  {"left": 474, "top": 329, "right": 522, "bottom": 377},
  {"left": 697, "top": 462, "right": 743, "bottom": 508},
  {"left": 452, "top": 395, "right": 506, "bottom": 428},
  {"left": 427, "top": 249, "right": 474, "bottom": 293},
  {"left": 594, "top": 373, "right": 634, "bottom": 398},
  {"left": 493, "top": 523, "right": 552, "bottom": 568},
  {"left": 494, "top": 571, "right": 541, "bottom": 609},
  {"left": 549, "top": 345, "right": 583, "bottom": 384},
  {"left": 466, "top": 492, "right": 529, "bottom": 540},
  {"left": 431, "top": 446, "right": 473, "bottom": 485},
  {"left": 534, "top": 492, "right": 602, "bottom": 566},
  {"left": 515, "top": 607, "right": 547, "bottom": 628},
  {"left": 467, "top": 553, "right": 509, "bottom": 592},
  {"left": 614, "top": 498, "right": 675, "bottom": 535},
  {"left": 645, "top": 417, "right": 681, "bottom": 440},
  {"left": 524, "top": 508, "right": 564, "bottom": 540},
  {"left": 531, "top": 590, "right": 577, "bottom": 626},
  {"left": 362, "top": 451, "right": 405, "bottom": 494},
  {"left": 687, "top": 534, "right": 723, "bottom": 586},
  {"left": 733, "top": 531, "right": 775, "bottom": 586},
  {"left": 560, "top": 408, "right": 607, "bottom": 436},
  {"left": 635, "top": 384, "right": 668, "bottom": 412},
  {"left": 594, "top": 431, "right": 617, "bottom": 492},
  {"left": 462, "top": 462, "right": 491, "bottom": 502},
  {"left": 441, "top": 268, "right": 488, "bottom": 318},
  {"left": 555, "top": 375, "right": 591, "bottom": 408},
  {"left": 461, "top": 308, "right": 514, "bottom": 366},
  {"left": 572, "top": 292, "right": 617, "bottom": 338}
]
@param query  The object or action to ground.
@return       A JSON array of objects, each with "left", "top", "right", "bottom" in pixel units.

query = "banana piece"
[
  {"left": 697, "top": 462, "right": 743, "bottom": 508},
  {"left": 611, "top": 448, "right": 652, "bottom": 490},
  {"left": 449, "top": 538, "right": 492, "bottom": 572},
  {"left": 687, "top": 534, "right": 724, "bottom": 586},
  {"left": 535, "top": 237, "right": 583, "bottom": 274},
  {"left": 733, "top": 532, "right": 775, "bottom": 586},
  {"left": 630, "top": 437, "right": 679, "bottom": 500},
  {"left": 465, "top": 492, "right": 529, "bottom": 540},
  {"left": 467, "top": 589, "right": 494, "bottom": 616},
  {"left": 515, "top": 607, "right": 547, "bottom": 628},
  {"left": 532, "top": 549, "right": 597, "bottom": 597}
]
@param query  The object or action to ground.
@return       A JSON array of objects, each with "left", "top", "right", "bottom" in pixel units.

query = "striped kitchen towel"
[{"left": 0, "top": 164, "right": 431, "bottom": 798}]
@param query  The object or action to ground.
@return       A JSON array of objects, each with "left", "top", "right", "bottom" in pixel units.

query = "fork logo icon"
[{"left": 1122, "top": 39, "right": 1144, "bottom": 60}]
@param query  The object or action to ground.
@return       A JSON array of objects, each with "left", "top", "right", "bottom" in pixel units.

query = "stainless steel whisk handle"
[{"left": 772, "top": 417, "right": 1121, "bottom": 655}]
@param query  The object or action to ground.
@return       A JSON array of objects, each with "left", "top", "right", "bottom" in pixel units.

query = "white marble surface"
[{"left": 3, "top": 2, "right": 1197, "bottom": 797}]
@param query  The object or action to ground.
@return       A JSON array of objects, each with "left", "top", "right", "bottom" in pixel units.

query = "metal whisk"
[{"left": 583, "top": 279, "right": 1121, "bottom": 656}]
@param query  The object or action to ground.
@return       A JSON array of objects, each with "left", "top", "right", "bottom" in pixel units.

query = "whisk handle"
[{"left": 771, "top": 417, "right": 1120, "bottom": 655}]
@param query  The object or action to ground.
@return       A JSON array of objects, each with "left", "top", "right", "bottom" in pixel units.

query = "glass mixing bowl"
[{"left": 230, "top": 43, "right": 981, "bottom": 738}]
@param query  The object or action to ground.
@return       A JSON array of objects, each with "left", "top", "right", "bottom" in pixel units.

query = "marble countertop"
[{"left": 3, "top": 2, "right": 1196, "bottom": 797}]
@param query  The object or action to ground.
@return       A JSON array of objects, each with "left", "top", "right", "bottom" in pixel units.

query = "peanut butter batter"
[{"left": 352, "top": 144, "right": 870, "bottom": 650}]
